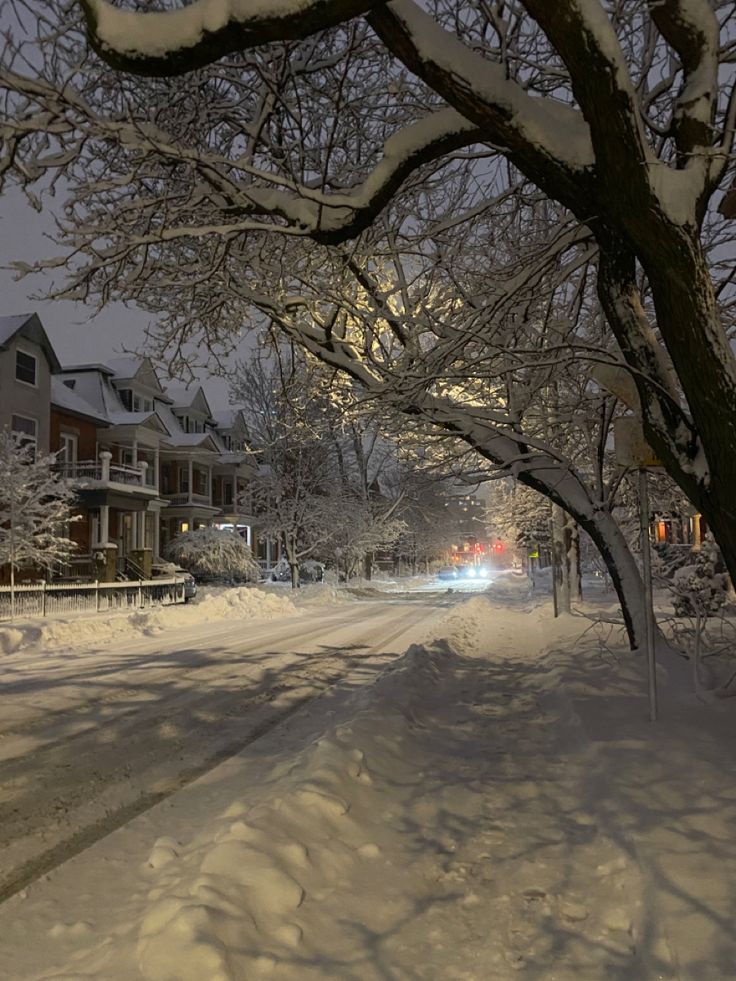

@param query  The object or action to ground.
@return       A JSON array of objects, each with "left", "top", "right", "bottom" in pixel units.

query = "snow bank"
[
  {"left": 0, "top": 586, "right": 299, "bottom": 655},
  {"left": 127, "top": 603, "right": 648, "bottom": 981}
]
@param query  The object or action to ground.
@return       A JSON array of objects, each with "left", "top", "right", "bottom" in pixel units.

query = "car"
[
  {"left": 181, "top": 573, "right": 197, "bottom": 602},
  {"left": 151, "top": 562, "right": 197, "bottom": 602},
  {"left": 270, "top": 558, "right": 326, "bottom": 583},
  {"left": 437, "top": 567, "right": 458, "bottom": 580}
]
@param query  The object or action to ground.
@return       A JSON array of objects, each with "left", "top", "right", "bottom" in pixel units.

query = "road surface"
[{"left": 0, "top": 591, "right": 460, "bottom": 901}]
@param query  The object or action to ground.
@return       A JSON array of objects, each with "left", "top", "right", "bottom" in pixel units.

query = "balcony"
[
  {"left": 163, "top": 492, "right": 213, "bottom": 507},
  {"left": 56, "top": 452, "right": 157, "bottom": 496}
]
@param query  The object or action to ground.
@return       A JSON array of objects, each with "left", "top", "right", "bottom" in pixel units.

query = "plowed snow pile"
[
  {"left": 1, "top": 580, "right": 734, "bottom": 980},
  {"left": 0, "top": 586, "right": 299, "bottom": 654}
]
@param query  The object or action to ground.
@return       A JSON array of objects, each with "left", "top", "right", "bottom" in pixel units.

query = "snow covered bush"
[
  {"left": 670, "top": 538, "right": 728, "bottom": 619},
  {"left": 663, "top": 537, "right": 735, "bottom": 697},
  {"left": 164, "top": 527, "right": 260, "bottom": 583}
]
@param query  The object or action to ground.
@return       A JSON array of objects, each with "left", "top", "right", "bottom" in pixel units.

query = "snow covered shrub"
[
  {"left": 670, "top": 538, "right": 728, "bottom": 618},
  {"left": 164, "top": 527, "right": 260, "bottom": 583}
]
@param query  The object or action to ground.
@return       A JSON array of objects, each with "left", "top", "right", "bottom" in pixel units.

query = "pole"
[
  {"left": 549, "top": 519, "right": 559, "bottom": 618},
  {"left": 639, "top": 468, "right": 658, "bottom": 722}
]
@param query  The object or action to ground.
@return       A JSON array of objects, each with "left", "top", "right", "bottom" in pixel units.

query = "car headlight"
[{"left": 465, "top": 567, "right": 476, "bottom": 578}]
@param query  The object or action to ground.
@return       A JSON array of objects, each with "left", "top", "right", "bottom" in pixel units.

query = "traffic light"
[{"left": 493, "top": 541, "right": 505, "bottom": 553}]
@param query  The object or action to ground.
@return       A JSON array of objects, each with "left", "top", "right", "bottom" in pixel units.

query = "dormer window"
[
  {"left": 119, "top": 388, "right": 133, "bottom": 411},
  {"left": 131, "top": 395, "right": 152, "bottom": 413},
  {"left": 15, "top": 350, "right": 37, "bottom": 386}
]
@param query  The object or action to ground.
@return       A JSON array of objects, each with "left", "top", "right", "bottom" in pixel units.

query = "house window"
[
  {"left": 179, "top": 466, "right": 190, "bottom": 493},
  {"left": 224, "top": 482, "right": 234, "bottom": 506},
  {"left": 11, "top": 414, "right": 37, "bottom": 457},
  {"left": 119, "top": 389, "right": 133, "bottom": 411},
  {"left": 57, "top": 433, "right": 78, "bottom": 465},
  {"left": 15, "top": 350, "right": 37, "bottom": 386}
]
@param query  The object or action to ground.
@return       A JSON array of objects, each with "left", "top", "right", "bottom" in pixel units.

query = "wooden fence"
[{"left": 0, "top": 577, "right": 185, "bottom": 621}]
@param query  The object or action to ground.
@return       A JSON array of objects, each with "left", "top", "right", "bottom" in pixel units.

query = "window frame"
[
  {"left": 15, "top": 348, "right": 38, "bottom": 387},
  {"left": 11, "top": 413, "right": 38, "bottom": 458},
  {"left": 57, "top": 432, "right": 78, "bottom": 465}
]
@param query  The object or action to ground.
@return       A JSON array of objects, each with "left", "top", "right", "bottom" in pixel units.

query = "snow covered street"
[
  {"left": 0, "top": 587, "right": 455, "bottom": 903},
  {"left": 1, "top": 577, "right": 735, "bottom": 980}
]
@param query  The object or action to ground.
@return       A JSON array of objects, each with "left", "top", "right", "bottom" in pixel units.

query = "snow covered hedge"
[{"left": 164, "top": 527, "right": 260, "bottom": 582}]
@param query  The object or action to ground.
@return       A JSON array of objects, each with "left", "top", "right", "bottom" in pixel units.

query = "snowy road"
[{"left": 0, "top": 593, "right": 456, "bottom": 901}]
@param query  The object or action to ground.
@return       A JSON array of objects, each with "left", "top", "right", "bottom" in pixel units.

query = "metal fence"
[{"left": 0, "top": 577, "right": 185, "bottom": 621}]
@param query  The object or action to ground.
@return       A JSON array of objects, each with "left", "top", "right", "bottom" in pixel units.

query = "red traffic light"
[{"left": 493, "top": 542, "right": 505, "bottom": 552}]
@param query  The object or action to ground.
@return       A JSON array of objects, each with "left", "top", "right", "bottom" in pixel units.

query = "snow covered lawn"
[{"left": 0, "top": 576, "right": 734, "bottom": 980}]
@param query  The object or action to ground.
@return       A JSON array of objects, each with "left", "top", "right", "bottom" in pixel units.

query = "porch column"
[
  {"left": 99, "top": 504, "right": 110, "bottom": 545},
  {"left": 207, "top": 464, "right": 213, "bottom": 504},
  {"left": 692, "top": 513, "right": 702, "bottom": 549},
  {"left": 153, "top": 509, "right": 161, "bottom": 557},
  {"left": 100, "top": 450, "right": 112, "bottom": 482},
  {"left": 188, "top": 459, "right": 194, "bottom": 503},
  {"left": 139, "top": 460, "right": 148, "bottom": 488},
  {"left": 153, "top": 448, "right": 160, "bottom": 491},
  {"left": 132, "top": 440, "right": 138, "bottom": 467}
]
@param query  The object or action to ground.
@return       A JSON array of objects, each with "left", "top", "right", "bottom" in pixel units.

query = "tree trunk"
[
  {"left": 290, "top": 562, "right": 300, "bottom": 589},
  {"left": 363, "top": 551, "right": 373, "bottom": 580},
  {"left": 551, "top": 505, "right": 571, "bottom": 614},
  {"left": 599, "top": 229, "right": 736, "bottom": 606},
  {"left": 576, "top": 510, "right": 648, "bottom": 652}
]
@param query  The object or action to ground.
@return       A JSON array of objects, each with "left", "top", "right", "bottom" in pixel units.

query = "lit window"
[
  {"left": 180, "top": 521, "right": 189, "bottom": 533},
  {"left": 15, "top": 350, "right": 37, "bottom": 386}
]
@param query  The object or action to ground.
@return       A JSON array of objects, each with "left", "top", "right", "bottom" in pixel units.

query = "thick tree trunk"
[
  {"left": 599, "top": 229, "right": 736, "bottom": 600},
  {"left": 575, "top": 510, "right": 649, "bottom": 652}
]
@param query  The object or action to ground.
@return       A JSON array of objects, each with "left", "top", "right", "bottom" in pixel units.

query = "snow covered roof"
[
  {"left": 0, "top": 313, "right": 35, "bottom": 346},
  {"left": 50, "top": 377, "right": 109, "bottom": 424},
  {"left": 163, "top": 381, "right": 199, "bottom": 405},
  {"left": 168, "top": 432, "right": 221, "bottom": 450},
  {"left": 106, "top": 355, "right": 144, "bottom": 379},
  {"left": 61, "top": 362, "right": 115, "bottom": 376},
  {"left": 212, "top": 408, "right": 236, "bottom": 429},
  {"left": 0, "top": 312, "right": 61, "bottom": 372}
]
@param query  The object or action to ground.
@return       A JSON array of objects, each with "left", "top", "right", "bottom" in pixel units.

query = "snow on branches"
[
  {"left": 0, "top": 430, "right": 79, "bottom": 586},
  {"left": 164, "top": 526, "right": 260, "bottom": 582}
]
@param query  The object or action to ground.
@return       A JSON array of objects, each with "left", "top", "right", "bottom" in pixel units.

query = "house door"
[{"left": 121, "top": 512, "right": 133, "bottom": 556}]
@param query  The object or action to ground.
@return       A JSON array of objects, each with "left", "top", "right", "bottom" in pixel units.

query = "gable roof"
[
  {"left": 107, "top": 355, "right": 168, "bottom": 397},
  {"left": 0, "top": 313, "right": 61, "bottom": 372},
  {"left": 165, "top": 383, "right": 215, "bottom": 419}
]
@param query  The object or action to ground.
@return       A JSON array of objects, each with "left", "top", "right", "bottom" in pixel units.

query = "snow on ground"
[
  {"left": 0, "top": 586, "right": 301, "bottom": 655},
  {"left": 0, "top": 574, "right": 734, "bottom": 979}
]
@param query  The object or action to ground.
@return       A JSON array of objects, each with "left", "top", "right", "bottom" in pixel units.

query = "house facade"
[{"left": 0, "top": 314, "right": 258, "bottom": 582}]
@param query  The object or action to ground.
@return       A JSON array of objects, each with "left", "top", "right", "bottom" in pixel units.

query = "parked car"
[
  {"left": 151, "top": 561, "right": 197, "bottom": 602},
  {"left": 181, "top": 573, "right": 197, "bottom": 602},
  {"left": 270, "top": 558, "right": 326, "bottom": 583}
]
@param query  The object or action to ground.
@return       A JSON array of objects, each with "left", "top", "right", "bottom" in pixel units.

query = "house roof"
[
  {"left": 105, "top": 355, "right": 144, "bottom": 379},
  {"left": 50, "top": 377, "right": 110, "bottom": 424},
  {"left": 0, "top": 312, "right": 62, "bottom": 372}
]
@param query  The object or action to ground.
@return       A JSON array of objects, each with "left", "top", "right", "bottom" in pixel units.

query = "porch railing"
[
  {"left": 162, "top": 492, "right": 212, "bottom": 507},
  {"left": 55, "top": 460, "right": 146, "bottom": 487}
]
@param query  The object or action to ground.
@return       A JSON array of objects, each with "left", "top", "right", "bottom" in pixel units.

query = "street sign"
[{"left": 529, "top": 550, "right": 539, "bottom": 558}]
